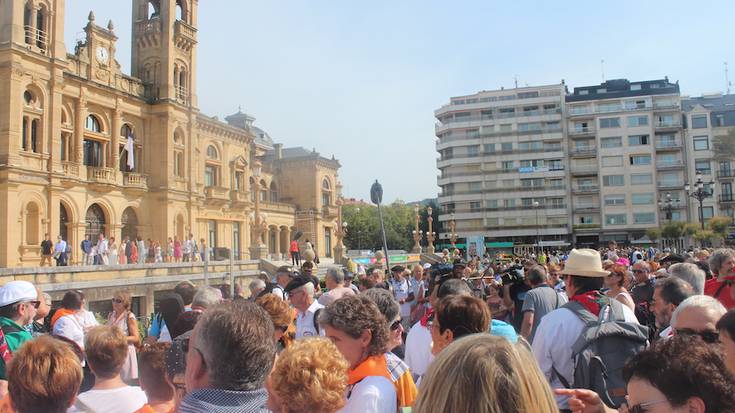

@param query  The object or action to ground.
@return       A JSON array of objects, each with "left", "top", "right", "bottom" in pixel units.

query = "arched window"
[
  {"left": 207, "top": 145, "right": 218, "bottom": 160},
  {"left": 147, "top": 0, "right": 160, "bottom": 19},
  {"left": 85, "top": 204, "right": 106, "bottom": 240},
  {"left": 36, "top": 6, "right": 47, "bottom": 50},
  {"left": 176, "top": 0, "right": 188, "bottom": 22},
  {"left": 173, "top": 130, "right": 184, "bottom": 178},
  {"left": 270, "top": 182, "right": 278, "bottom": 203},
  {"left": 23, "top": 2, "right": 32, "bottom": 45},
  {"left": 121, "top": 207, "right": 139, "bottom": 240},
  {"left": 23, "top": 91, "right": 34, "bottom": 106},
  {"left": 24, "top": 202, "right": 40, "bottom": 245},
  {"left": 85, "top": 115, "right": 101, "bottom": 133},
  {"left": 322, "top": 178, "right": 332, "bottom": 207},
  {"left": 204, "top": 145, "right": 220, "bottom": 187}
]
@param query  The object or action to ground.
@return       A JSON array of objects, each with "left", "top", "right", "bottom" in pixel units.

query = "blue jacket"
[{"left": 81, "top": 239, "right": 91, "bottom": 253}]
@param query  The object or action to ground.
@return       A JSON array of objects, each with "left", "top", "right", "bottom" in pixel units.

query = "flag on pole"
[{"left": 125, "top": 135, "right": 135, "bottom": 170}]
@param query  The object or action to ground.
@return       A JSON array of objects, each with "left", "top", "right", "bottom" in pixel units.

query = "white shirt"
[
  {"left": 532, "top": 304, "right": 638, "bottom": 410},
  {"left": 53, "top": 314, "right": 86, "bottom": 350},
  {"left": 404, "top": 320, "right": 433, "bottom": 380},
  {"left": 391, "top": 278, "right": 412, "bottom": 317},
  {"left": 68, "top": 386, "right": 147, "bottom": 413},
  {"left": 295, "top": 299, "right": 324, "bottom": 339},
  {"left": 183, "top": 239, "right": 193, "bottom": 254},
  {"left": 338, "top": 376, "right": 396, "bottom": 413},
  {"left": 96, "top": 239, "right": 108, "bottom": 255}
]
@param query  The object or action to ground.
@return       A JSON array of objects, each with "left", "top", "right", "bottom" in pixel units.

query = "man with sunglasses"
[
  {"left": 630, "top": 261, "right": 656, "bottom": 331},
  {"left": 0, "top": 280, "right": 38, "bottom": 380},
  {"left": 671, "top": 295, "right": 726, "bottom": 344}
]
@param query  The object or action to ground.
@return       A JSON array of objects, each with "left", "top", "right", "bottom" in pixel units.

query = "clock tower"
[
  {"left": 83, "top": 12, "right": 119, "bottom": 88},
  {"left": 131, "top": 0, "right": 198, "bottom": 108}
]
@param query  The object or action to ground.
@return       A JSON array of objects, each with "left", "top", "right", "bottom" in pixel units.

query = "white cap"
[
  {"left": 0, "top": 281, "right": 37, "bottom": 307},
  {"left": 423, "top": 263, "right": 432, "bottom": 270}
]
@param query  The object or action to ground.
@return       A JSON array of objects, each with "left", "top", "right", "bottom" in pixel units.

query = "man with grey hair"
[
  {"left": 318, "top": 267, "right": 356, "bottom": 306},
  {"left": 248, "top": 279, "right": 266, "bottom": 300},
  {"left": 286, "top": 276, "right": 324, "bottom": 339},
  {"left": 668, "top": 262, "right": 706, "bottom": 295},
  {"left": 630, "top": 260, "right": 655, "bottom": 329},
  {"left": 191, "top": 286, "right": 223, "bottom": 312},
  {"left": 520, "top": 265, "right": 567, "bottom": 343},
  {"left": 706, "top": 248, "right": 735, "bottom": 309},
  {"left": 652, "top": 277, "right": 694, "bottom": 339},
  {"left": 181, "top": 300, "right": 275, "bottom": 412},
  {"left": 671, "top": 295, "right": 727, "bottom": 342}
]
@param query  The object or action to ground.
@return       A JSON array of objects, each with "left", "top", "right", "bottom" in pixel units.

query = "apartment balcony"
[
  {"left": 263, "top": 202, "right": 297, "bottom": 215},
  {"left": 123, "top": 172, "right": 149, "bottom": 191},
  {"left": 572, "top": 185, "right": 600, "bottom": 194},
  {"left": 573, "top": 224, "right": 601, "bottom": 232},
  {"left": 230, "top": 190, "right": 251, "bottom": 206},
  {"left": 654, "top": 121, "right": 682, "bottom": 131},
  {"left": 86, "top": 167, "right": 117, "bottom": 186},
  {"left": 653, "top": 103, "right": 681, "bottom": 111},
  {"left": 322, "top": 205, "right": 339, "bottom": 218},
  {"left": 567, "top": 108, "right": 595, "bottom": 118},
  {"left": 717, "top": 169, "right": 735, "bottom": 179},
  {"left": 655, "top": 141, "right": 683, "bottom": 151},
  {"left": 719, "top": 194, "right": 735, "bottom": 204},
  {"left": 570, "top": 146, "right": 597, "bottom": 158},
  {"left": 656, "top": 160, "right": 684, "bottom": 170},
  {"left": 657, "top": 181, "right": 684, "bottom": 190},
  {"left": 204, "top": 186, "right": 229, "bottom": 205},
  {"left": 574, "top": 204, "right": 601, "bottom": 213},
  {"left": 570, "top": 165, "right": 599, "bottom": 176},
  {"left": 568, "top": 127, "right": 596, "bottom": 138},
  {"left": 174, "top": 20, "right": 198, "bottom": 51},
  {"left": 61, "top": 161, "right": 79, "bottom": 177}
]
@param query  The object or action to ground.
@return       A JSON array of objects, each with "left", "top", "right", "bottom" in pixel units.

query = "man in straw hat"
[{"left": 530, "top": 249, "right": 639, "bottom": 411}]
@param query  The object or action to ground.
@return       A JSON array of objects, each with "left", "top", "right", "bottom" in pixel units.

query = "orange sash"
[
  {"left": 348, "top": 355, "right": 391, "bottom": 385},
  {"left": 50, "top": 308, "right": 75, "bottom": 328}
]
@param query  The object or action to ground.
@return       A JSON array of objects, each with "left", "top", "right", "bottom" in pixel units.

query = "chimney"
[{"left": 274, "top": 143, "right": 283, "bottom": 159}]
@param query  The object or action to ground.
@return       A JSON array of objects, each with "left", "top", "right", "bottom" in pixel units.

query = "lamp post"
[
  {"left": 657, "top": 192, "right": 680, "bottom": 222},
  {"left": 411, "top": 204, "right": 423, "bottom": 253},
  {"left": 426, "top": 206, "right": 436, "bottom": 254},
  {"left": 533, "top": 201, "right": 540, "bottom": 254},
  {"left": 248, "top": 161, "right": 268, "bottom": 260},
  {"left": 685, "top": 171, "right": 715, "bottom": 230},
  {"left": 370, "top": 180, "right": 390, "bottom": 269},
  {"left": 449, "top": 213, "right": 457, "bottom": 250}
]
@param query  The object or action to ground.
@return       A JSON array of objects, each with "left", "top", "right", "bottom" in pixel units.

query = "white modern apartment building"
[
  {"left": 435, "top": 84, "right": 571, "bottom": 253},
  {"left": 565, "top": 78, "right": 685, "bottom": 246},
  {"left": 435, "top": 78, "right": 735, "bottom": 250}
]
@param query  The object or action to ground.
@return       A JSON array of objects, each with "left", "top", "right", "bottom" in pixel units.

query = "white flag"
[{"left": 125, "top": 136, "right": 135, "bottom": 170}]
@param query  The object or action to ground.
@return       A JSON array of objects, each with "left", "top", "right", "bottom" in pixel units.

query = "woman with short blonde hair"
[
  {"left": 5, "top": 335, "right": 82, "bottom": 413},
  {"left": 267, "top": 337, "right": 348, "bottom": 413},
  {"left": 414, "top": 333, "right": 557, "bottom": 413},
  {"left": 256, "top": 294, "right": 295, "bottom": 351},
  {"left": 107, "top": 290, "right": 140, "bottom": 381}
]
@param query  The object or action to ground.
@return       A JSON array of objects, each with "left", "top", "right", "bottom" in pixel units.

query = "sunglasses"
[
  {"left": 27, "top": 301, "right": 40, "bottom": 309},
  {"left": 390, "top": 319, "right": 402, "bottom": 331},
  {"left": 626, "top": 398, "right": 668, "bottom": 413},
  {"left": 111, "top": 298, "right": 123, "bottom": 304},
  {"left": 675, "top": 328, "right": 720, "bottom": 343}
]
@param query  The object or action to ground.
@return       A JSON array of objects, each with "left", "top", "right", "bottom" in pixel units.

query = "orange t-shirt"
[
  {"left": 0, "top": 394, "right": 14, "bottom": 413},
  {"left": 133, "top": 405, "right": 174, "bottom": 413}
]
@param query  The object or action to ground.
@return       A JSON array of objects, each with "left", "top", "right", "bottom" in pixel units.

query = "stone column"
[
  {"left": 111, "top": 109, "right": 121, "bottom": 170},
  {"left": 274, "top": 227, "right": 281, "bottom": 260},
  {"left": 74, "top": 97, "right": 85, "bottom": 163}
]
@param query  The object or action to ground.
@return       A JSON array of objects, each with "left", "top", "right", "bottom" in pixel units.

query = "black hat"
[
  {"left": 285, "top": 276, "right": 311, "bottom": 293},
  {"left": 391, "top": 265, "right": 405, "bottom": 273},
  {"left": 660, "top": 254, "right": 686, "bottom": 264},
  {"left": 343, "top": 269, "right": 355, "bottom": 279},
  {"left": 453, "top": 261, "right": 467, "bottom": 269}
]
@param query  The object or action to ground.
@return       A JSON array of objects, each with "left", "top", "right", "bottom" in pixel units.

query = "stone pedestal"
[
  {"left": 249, "top": 244, "right": 268, "bottom": 260},
  {"left": 411, "top": 245, "right": 422, "bottom": 254},
  {"left": 333, "top": 244, "right": 345, "bottom": 265},
  {"left": 427, "top": 245, "right": 435, "bottom": 254}
]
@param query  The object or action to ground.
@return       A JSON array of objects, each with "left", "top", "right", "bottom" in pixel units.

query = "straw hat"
[{"left": 560, "top": 249, "right": 609, "bottom": 278}]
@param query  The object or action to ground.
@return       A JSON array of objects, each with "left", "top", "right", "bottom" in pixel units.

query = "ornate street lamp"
[
  {"left": 412, "top": 204, "right": 423, "bottom": 253},
  {"left": 370, "top": 180, "right": 390, "bottom": 269},
  {"left": 426, "top": 206, "right": 436, "bottom": 254},
  {"left": 685, "top": 171, "right": 715, "bottom": 230},
  {"left": 657, "top": 192, "right": 680, "bottom": 222},
  {"left": 249, "top": 161, "right": 267, "bottom": 259}
]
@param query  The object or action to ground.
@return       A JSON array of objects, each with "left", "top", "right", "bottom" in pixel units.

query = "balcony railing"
[
  {"left": 656, "top": 160, "right": 684, "bottom": 169},
  {"left": 61, "top": 161, "right": 79, "bottom": 176},
  {"left": 24, "top": 26, "right": 47, "bottom": 53},
  {"left": 655, "top": 141, "right": 682, "bottom": 150},
  {"left": 654, "top": 121, "right": 681, "bottom": 129},
  {"left": 123, "top": 172, "right": 148, "bottom": 189},
  {"left": 570, "top": 146, "right": 597, "bottom": 156},
  {"left": 322, "top": 205, "right": 339, "bottom": 218},
  {"left": 230, "top": 191, "right": 250, "bottom": 205},
  {"left": 175, "top": 86, "right": 188, "bottom": 104},
  {"left": 717, "top": 169, "right": 735, "bottom": 179},
  {"left": 136, "top": 18, "right": 162, "bottom": 35},
  {"left": 87, "top": 167, "right": 116, "bottom": 185},
  {"left": 174, "top": 20, "right": 198, "bottom": 50},
  {"left": 568, "top": 127, "right": 595, "bottom": 136},
  {"left": 204, "top": 186, "right": 229, "bottom": 202},
  {"left": 657, "top": 181, "right": 683, "bottom": 189},
  {"left": 719, "top": 195, "right": 735, "bottom": 203},
  {"left": 572, "top": 185, "right": 600, "bottom": 193},
  {"left": 570, "top": 165, "right": 599, "bottom": 175}
]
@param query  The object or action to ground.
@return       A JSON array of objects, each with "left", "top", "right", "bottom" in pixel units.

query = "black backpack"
[{"left": 553, "top": 298, "right": 649, "bottom": 408}]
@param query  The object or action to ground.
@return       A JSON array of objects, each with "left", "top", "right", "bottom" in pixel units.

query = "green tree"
[
  {"left": 645, "top": 228, "right": 661, "bottom": 242},
  {"left": 661, "top": 221, "right": 685, "bottom": 240},
  {"left": 708, "top": 216, "right": 733, "bottom": 241},
  {"left": 694, "top": 229, "right": 717, "bottom": 246},
  {"left": 342, "top": 202, "right": 418, "bottom": 251}
]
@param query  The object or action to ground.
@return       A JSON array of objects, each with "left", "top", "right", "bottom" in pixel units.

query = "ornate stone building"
[{"left": 0, "top": 0, "right": 341, "bottom": 267}]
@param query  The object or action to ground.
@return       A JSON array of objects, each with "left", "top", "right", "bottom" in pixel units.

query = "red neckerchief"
[
  {"left": 420, "top": 308, "right": 434, "bottom": 327},
  {"left": 570, "top": 291, "right": 605, "bottom": 316}
]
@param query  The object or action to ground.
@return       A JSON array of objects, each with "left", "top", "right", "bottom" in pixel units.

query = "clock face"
[{"left": 96, "top": 46, "right": 109, "bottom": 64}]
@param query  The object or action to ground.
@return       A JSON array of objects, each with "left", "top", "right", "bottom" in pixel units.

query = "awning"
[{"left": 485, "top": 242, "right": 513, "bottom": 248}]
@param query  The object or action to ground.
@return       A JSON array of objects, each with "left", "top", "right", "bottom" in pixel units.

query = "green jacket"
[{"left": 0, "top": 317, "right": 32, "bottom": 380}]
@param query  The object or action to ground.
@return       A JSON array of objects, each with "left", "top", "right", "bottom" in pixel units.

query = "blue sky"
[{"left": 64, "top": 1, "right": 735, "bottom": 202}]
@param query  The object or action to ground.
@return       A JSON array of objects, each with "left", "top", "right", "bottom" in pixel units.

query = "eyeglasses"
[
  {"left": 675, "top": 328, "right": 720, "bottom": 343},
  {"left": 111, "top": 298, "right": 123, "bottom": 304},
  {"left": 626, "top": 398, "right": 668, "bottom": 413},
  {"left": 390, "top": 319, "right": 402, "bottom": 331},
  {"left": 27, "top": 301, "right": 40, "bottom": 309}
]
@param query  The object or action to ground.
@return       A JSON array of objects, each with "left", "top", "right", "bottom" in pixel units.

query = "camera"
[{"left": 499, "top": 265, "right": 524, "bottom": 285}]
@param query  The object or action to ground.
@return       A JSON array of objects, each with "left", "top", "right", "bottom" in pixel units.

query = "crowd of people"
[
  {"left": 40, "top": 233, "right": 210, "bottom": 267},
  {"left": 3, "top": 243, "right": 735, "bottom": 412}
]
